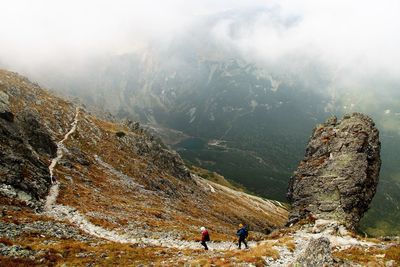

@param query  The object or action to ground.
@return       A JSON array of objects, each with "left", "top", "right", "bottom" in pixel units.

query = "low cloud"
[{"left": 0, "top": 0, "right": 399, "bottom": 86}]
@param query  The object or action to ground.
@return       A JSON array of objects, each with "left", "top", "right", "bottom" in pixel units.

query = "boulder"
[
  {"left": 0, "top": 91, "right": 9, "bottom": 111},
  {"left": 287, "top": 113, "right": 381, "bottom": 229},
  {"left": 294, "top": 237, "right": 334, "bottom": 267},
  {"left": 0, "top": 91, "right": 14, "bottom": 122}
]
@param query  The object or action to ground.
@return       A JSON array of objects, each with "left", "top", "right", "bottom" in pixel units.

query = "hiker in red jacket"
[{"left": 200, "top": 226, "right": 210, "bottom": 250}]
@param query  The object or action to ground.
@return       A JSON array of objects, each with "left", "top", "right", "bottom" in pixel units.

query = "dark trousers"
[
  {"left": 201, "top": 241, "right": 208, "bottom": 250},
  {"left": 238, "top": 238, "right": 248, "bottom": 249}
]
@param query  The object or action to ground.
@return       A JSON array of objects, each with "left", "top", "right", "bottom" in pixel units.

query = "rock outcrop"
[
  {"left": 287, "top": 113, "right": 381, "bottom": 229},
  {"left": 0, "top": 107, "right": 56, "bottom": 201}
]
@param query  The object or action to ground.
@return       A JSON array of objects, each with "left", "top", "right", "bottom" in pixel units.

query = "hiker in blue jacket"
[{"left": 236, "top": 223, "right": 248, "bottom": 249}]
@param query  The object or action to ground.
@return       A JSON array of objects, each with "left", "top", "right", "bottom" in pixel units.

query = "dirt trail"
[{"left": 43, "top": 107, "right": 253, "bottom": 250}]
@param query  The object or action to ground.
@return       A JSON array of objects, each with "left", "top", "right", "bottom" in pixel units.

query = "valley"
[{"left": 37, "top": 53, "right": 400, "bottom": 236}]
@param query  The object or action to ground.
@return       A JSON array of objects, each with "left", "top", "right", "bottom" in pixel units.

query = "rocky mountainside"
[
  {"left": 0, "top": 70, "right": 294, "bottom": 265},
  {"left": 0, "top": 89, "right": 56, "bottom": 202},
  {"left": 0, "top": 70, "right": 399, "bottom": 266}
]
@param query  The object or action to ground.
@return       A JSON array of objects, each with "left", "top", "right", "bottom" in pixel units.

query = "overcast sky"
[{"left": 1, "top": 0, "right": 400, "bottom": 78}]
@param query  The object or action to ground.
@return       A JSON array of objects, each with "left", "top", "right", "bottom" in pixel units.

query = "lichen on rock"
[{"left": 287, "top": 113, "right": 381, "bottom": 230}]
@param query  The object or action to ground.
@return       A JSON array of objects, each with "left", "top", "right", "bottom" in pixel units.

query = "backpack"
[
  {"left": 205, "top": 232, "right": 210, "bottom": 241},
  {"left": 237, "top": 228, "right": 247, "bottom": 238},
  {"left": 244, "top": 228, "right": 248, "bottom": 238}
]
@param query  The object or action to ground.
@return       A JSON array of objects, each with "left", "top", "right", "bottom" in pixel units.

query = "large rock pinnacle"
[{"left": 287, "top": 113, "right": 381, "bottom": 229}]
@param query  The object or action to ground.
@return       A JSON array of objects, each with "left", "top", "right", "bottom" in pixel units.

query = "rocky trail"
[
  {"left": 43, "top": 107, "right": 256, "bottom": 251},
  {"left": 48, "top": 107, "right": 81, "bottom": 183}
]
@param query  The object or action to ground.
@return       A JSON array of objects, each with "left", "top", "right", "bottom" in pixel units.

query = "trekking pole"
[{"left": 227, "top": 238, "right": 236, "bottom": 250}]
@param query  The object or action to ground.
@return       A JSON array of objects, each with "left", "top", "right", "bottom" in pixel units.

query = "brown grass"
[
  {"left": 0, "top": 257, "right": 37, "bottom": 267},
  {"left": 223, "top": 242, "right": 279, "bottom": 266},
  {"left": 29, "top": 239, "right": 181, "bottom": 266},
  {"left": 385, "top": 244, "right": 400, "bottom": 262},
  {"left": 274, "top": 236, "right": 295, "bottom": 252},
  {"left": 189, "top": 165, "right": 246, "bottom": 192},
  {"left": 0, "top": 237, "right": 13, "bottom": 246},
  {"left": 333, "top": 246, "right": 384, "bottom": 265},
  {"left": 268, "top": 228, "right": 295, "bottom": 239}
]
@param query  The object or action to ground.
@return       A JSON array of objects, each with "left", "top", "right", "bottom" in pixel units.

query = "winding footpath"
[
  {"left": 43, "top": 107, "right": 251, "bottom": 251},
  {"left": 44, "top": 107, "right": 80, "bottom": 210}
]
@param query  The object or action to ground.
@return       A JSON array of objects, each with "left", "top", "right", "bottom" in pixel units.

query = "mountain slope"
[{"left": 0, "top": 70, "right": 288, "bottom": 265}]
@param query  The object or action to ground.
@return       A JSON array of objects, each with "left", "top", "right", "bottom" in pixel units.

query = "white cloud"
[
  {"left": 209, "top": 0, "right": 400, "bottom": 77},
  {"left": 0, "top": 0, "right": 399, "bottom": 79}
]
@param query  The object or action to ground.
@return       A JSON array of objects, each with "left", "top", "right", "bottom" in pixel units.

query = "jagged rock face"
[
  {"left": 122, "top": 119, "right": 192, "bottom": 182},
  {"left": 0, "top": 103, "right": 56, "bottom": 200},
  {"left": 287, "top": 113, "right": 381, "bottom": 229}
]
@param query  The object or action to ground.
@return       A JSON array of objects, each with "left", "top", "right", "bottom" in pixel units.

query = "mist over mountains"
[{"left": 1, "top": 1, "right": 400, "bottom": 236}]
